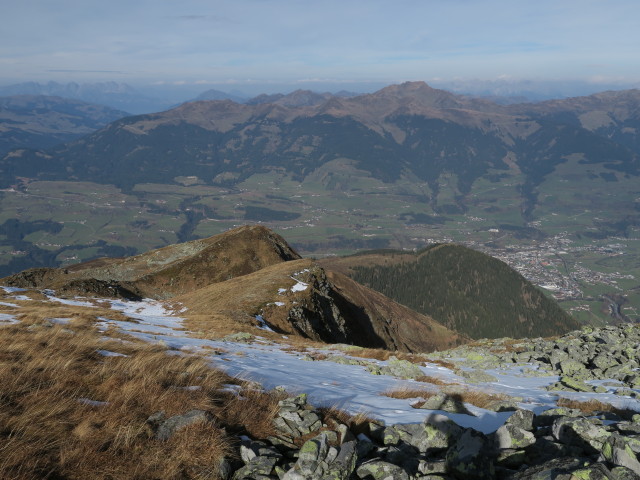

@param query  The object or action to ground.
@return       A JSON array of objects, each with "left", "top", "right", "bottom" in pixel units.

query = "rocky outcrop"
[
  {"left": 428, "top": 323, "right": 640, "bottom": 394},
  {"left": 223, "top": 393, "right": 640, "bottom": 479}
]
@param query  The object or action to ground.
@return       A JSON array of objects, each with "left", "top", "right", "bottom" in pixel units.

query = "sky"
[{"left": 2, "top": 0, "right": 640, "bottom": 95}]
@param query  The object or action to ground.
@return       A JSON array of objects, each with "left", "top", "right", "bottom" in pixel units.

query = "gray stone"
[
  {"left": 232, "top": 455, "right": 279, "bottom": 479},
  {"left": 506, "top": 409, "right": 535, "bottom": 431},
  {"left": 151, "top": 409, "right": 215, "bottom": 441},
  {"left": 494, "top": 423, "right": 536, "bottom": 450},
  {"left": 601, "top": 434, "right": 640, "bottom": 476},
  {"left": 384, "top": 357, "right": 425, "bottom": 379},
  {"left": 445, "top": 429, "right": 494, "bottom": 479},
  {"left": 356, "top": 459, "right": 410, "bottom": 480},
  {"left": 559, "top": 359, "right": 590, "bottom": 378},
  {"left": 552, "top": 417, "right": 610, "bottom": 454},
  {"left": 593, "top": 354, "right": 620, "bottom": 371},
  {"left": 496, "top": 449, "right": 527, "bottom": 469},
  {"left": 511, "top": 457, "right": 586, "bottom": 479},
  {"left": 419, "top": 393, "right": 473, "bottom": 415},
  {"left": 611, "top": 466, "right": 640, "bottom": 479},
  {"left": 282, "top": 433, "right": 357, "bottom": 480},
  {"left": 458, "top": 369, "right": 498, "bottom": 384},
  {"left": 418, "top": 460, "right": 447, "bottom": 475}
]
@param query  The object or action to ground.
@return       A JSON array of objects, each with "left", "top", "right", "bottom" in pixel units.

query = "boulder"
[
  {"left": 418, "top": 392, "right": 473, "bottom": 415},
  {"left": 147, "top": 409, "right": 216, "bottom": 441},
  {"left": 601, "top": 434, "right": 640, "bottom": 476},
  {"left": 445, "top": 429, "right": 494, "bottom": 480},
  {"left": 506, "top": 409, "right": 535, "bottom": 431},
  {"left": 281, "top": 433, "right": 358, "bottom": 480},
  {"left": 356, "top": 460, "right": 410, "bottom": 480},
  {"left": 552, "top": 417, "right": 611, "bottom": 454},
  {"left": 494, "top": 423, "right": 536, "bottom": 450},
  {"left": 458, "top": 369, "right": 498, "bottom": 384}
]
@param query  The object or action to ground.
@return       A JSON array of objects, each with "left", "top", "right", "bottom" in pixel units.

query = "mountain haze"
[{"left": 0, "top": 95, "right": 128, "bottom": 155}]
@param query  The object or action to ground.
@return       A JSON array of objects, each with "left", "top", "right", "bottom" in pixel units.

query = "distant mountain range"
[
  {"left": 0, "top": 95, "right": 128, "bottom": 155},
  {"left": 0, "top": 81, "right": 174, "bottom": 114},
  {"left": 2, "top": 81, "right": 638, "bottom": 214}
]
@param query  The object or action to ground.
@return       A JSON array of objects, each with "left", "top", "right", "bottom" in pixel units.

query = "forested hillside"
[{"left": 347, "top": 244, "right": 579, "bottom": 339}]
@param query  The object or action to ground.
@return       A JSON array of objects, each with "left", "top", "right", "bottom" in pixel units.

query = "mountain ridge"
[{"left": 0, "top": 225, "right": 468, "bottom": 352}]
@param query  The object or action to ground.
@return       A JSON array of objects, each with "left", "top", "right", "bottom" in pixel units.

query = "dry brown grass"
[
  {"left": 341, "top": 347, "right": 427, "bottom": 365},
  {"left": 383, "top": 386, "right": 437, "bottom": 400},
  {"left": 0, "top": 308, "right": 285, "bottom": 480},
  {"left": 218, "top": 387, "right": 286, "bottom": 440},
  {"left": 556, "top": 397, "right": 637, "bottom": 419},
  {"left": 382, "top": 385, "right": 511, "bottom": 410},
  {"left": 425, "top": 358, "right": 457, "bottom": 370},
  {"left": 415, "top": 375, "right": 459, "bottom": 386},
  {"left": 317, "top": 405, "right": 376, "bottom": 436}
]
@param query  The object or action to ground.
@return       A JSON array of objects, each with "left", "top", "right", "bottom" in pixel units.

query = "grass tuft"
[
  {"left": 0, "top": 311, "right": 283, "bottom": 479},
  {"left": 556, "top": 397, "right": 638, "bottom": 419}
]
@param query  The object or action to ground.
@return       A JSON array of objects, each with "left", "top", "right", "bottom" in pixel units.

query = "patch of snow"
[
  {"left": 1, "top": 286, "right": 26, "bottom": 293},
  {"left": 96, "top": 349, "right": 128, "bottom": 357},
  {"left": 44, "top": 291, "right": 96, "bottom": 307},
  {"left": 92, "top": 294, "right": 640, "bottom": 434},
  {"left": 290, "top": 281, "right": 308, "bottom": 292},
  {"left": 48, "top": 317, "right": 71, "bottom": 324},
  {"left": 278, "top": 288, "right": 287, "bottom": 294},
  {"left": 11, "top": 295, "right": 31, "bottom": 301},
  {"left": 255, "top": 315, "right": 275, "bottom": 332},
  {"left": 77, "top": 397, "right": 109, "bottom": 407},
  {"left": 0, "top": 313, "right": 19, "bottom": 324},
  {"left": 274, "top": 302, "right": 285, "bottom": 307},
  {"left": 0, "top": 301, "right": 19, "bottom": 307}
]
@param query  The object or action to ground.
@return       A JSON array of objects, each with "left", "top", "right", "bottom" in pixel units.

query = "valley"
[
  {"left": 2, "top": 82, "right": 640, "bottom": 325},
  {"left": 2, "top": 166, "right": 638, "bottom": 325}
]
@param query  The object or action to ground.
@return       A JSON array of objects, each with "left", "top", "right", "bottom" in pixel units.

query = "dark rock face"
[{"left": 222, "top": 393, "right": 640, "bottom": 479}]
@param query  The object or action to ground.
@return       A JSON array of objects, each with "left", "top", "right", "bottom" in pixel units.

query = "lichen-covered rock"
[
  {"left": 601, "top": 434, "right": 640, "bottom": 476},
  {"left": 511, "top": 457, "right": 588, "bottom": 479},
  {"left": 272, "top": 394, "right": 323, "bottom": 444},
  {"left": 445, "top": 429, "right": 494, "bottom": 480},
  {"left": 506, "top": 409, "right": 535, "bottom": 431},
  {"left": 496, "top": 449, "right": 527, "bottom": 469},
  {"left": 232, "top": 455, "right": 279, "bottom": 479},
  {"left": 547, "top": 376, "right": 596, "bottom": 392},
  {"left": 378, "top": 357, "right": 425, "bottom": 379},
  {"left": 418, "top": 393, "right": 473, "bottom": 415},
  {"left": 458, "top": 369, "right": 498, "bottom": 384},
  {"left": 356, "top": 459, "right": 410, "bottom": 480},
  {"left": 552, "top": 417, "right": 611, "bottom": 454},
  {"left": 494, "top": 423, "right": 536, "bottom": 450},
  {"left": 282, "top": 433, "right": 358, "bottom": 480}
]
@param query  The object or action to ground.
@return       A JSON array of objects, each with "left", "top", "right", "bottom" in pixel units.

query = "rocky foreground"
[{"left": 150, "top": 322, "right": 640, "bottom": 480}]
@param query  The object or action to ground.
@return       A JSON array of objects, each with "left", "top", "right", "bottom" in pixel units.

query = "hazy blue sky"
[{"left": 2, "top": 0, "right": 639, "bottom": 92}]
